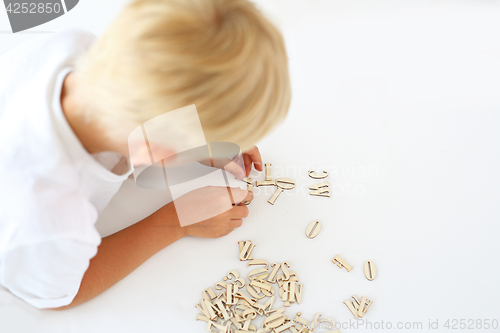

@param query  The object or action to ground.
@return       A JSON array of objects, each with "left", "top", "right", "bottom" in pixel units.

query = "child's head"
[{"left": 75, "top": 0, "right": 290, "bottom": 153}]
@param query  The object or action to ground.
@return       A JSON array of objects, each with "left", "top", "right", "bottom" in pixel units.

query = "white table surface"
[{"left": 1, "top": 1, "right": 500, "bottom": 333}]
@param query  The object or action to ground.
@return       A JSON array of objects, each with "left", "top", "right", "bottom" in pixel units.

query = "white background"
[{"left": 1, "top": 1, "right": 500, "bottom": 332}]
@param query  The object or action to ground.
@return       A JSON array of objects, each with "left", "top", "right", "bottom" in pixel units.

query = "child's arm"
[{"left": 50, "top": 189, "right": 252, "bottom": 310}]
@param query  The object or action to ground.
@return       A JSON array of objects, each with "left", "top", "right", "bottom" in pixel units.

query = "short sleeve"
[{"left": 0, "top": 238, "right": 98, "bottom": 309}]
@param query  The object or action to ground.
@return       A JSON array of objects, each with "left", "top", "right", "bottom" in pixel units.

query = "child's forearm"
[
  {"left": 49, "top": 186, "right": 252, "bottom": 310},
  {"left": 50, "top": 202, "right": 185, "bottom": 310}
]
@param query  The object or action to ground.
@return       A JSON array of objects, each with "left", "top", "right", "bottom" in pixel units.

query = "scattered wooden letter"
[
  {"left": 305, "top": 220, "right": 322, "bottom": 239},
  {"left": 309, "top": 181, "right": 330, "bottom": 197},
  {"left": 308, "top": 170, "right": 328, "bottom": 179},
  {"left": 238, "top": 241, "right": 255, "bottom": 261},
  {"left": 332, "top": 254, "right": 353, "bottom": 272},
  {"left": 364, "top": 261, "right": 376, "bottom": 281}
]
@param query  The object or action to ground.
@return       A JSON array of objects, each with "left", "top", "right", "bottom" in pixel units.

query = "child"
[{"left": 0, "top": 0, "right": 290, "bottom": 309}]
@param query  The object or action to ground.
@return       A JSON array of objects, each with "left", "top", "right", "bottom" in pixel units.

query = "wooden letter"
[
  {"left": 305, "top": 220, "right": 322, "bottom": 239},
  {"left": 268, "top": 188, "right": 284, "bottom": 205},
  {"left": 309, "top": 181, "right": 330, "bottom": 197},
  {"left": 265, "top": 163, "right": 272, "bottom": 181},
  {"left": 343, "top": 299, "right": 359, "bottom": 319},
  {"left": 308, "top": 170, "right": 328, "bottom": 179},
  {"left": 267, "top": 263, "right": 280, "bottom": 284},
  {"left": 332, "top": 254, "right": 352, "bottom": 272},
  {"left": 238, "top": 241, "right": 255, "bottom": 261},
  {"left": 364, "top": 261, "right": 377, "bottom": 281}
]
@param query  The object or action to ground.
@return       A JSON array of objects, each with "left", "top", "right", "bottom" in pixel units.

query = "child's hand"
[
  {"left": 197, "top": 145, "right": 263, "bottom": 179},
  {"left": 164, "top": 186, "right": 252, "bottom": 238},
  {"left": 242, "top": 146, "right": 263, "bottom": 177},
  {"left": 182, "top": 188, "right": 253, "bottom": 238}
]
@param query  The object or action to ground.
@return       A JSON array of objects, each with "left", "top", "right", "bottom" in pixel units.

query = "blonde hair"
[{"left": 75, "top": 0, "right": 291, "bottom": 152}]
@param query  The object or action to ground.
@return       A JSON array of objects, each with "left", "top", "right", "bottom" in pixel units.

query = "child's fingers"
[
  {"left": 243, "top": 154, "right": 252, "bottom": 176},
  {"left": 243, "top": 146, "right": 263, "bottom": 171},
  {"left": 228, "top": 187, "right": 249, "bottom": 203},
  {"left": 229, "top": 219, "right": 243, "bottom": 229},
  {"left": 241, "top": 190, "right": 253, "bottom": 203},
  {"left": 229, "top": 205, "right": 249, "bottom": 219},
  {"left": 224, "top": 160, "right": 246, "bottom": 179},
  {"left": 229, "top": 187, "right": 251, "bottom": 203}
]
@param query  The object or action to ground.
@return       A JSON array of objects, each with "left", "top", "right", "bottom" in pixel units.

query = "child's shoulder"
[
  {"left": 0, "top": 28, "right": 96, "bottom": 59},
  {"left": 47, "top": 28, "right": 98, "bottom": 51},
  {"left": 28, "top": 28, "right": 98, "bottom": 61}
]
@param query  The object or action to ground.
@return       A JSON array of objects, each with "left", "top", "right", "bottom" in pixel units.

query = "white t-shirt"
[{"left": 0, "top": 29, "right": 133, "bottom": 309}]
